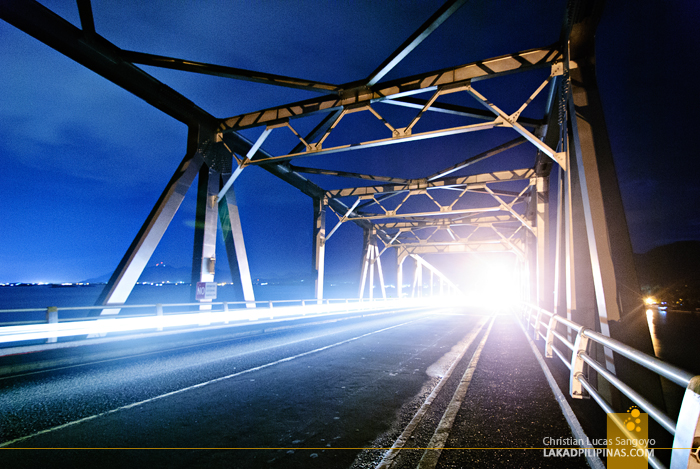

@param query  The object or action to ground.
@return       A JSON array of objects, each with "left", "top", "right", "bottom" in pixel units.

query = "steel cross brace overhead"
[
  {"left": 0, "top": 0, "right": 393, "bottom": 310},
  {"left": 222, "top": 66, "right": 564, "bottom": 167},
  {"left": 324, "top": 168, "right": 535, "bottom": 199},
  {"left": 372, "top": 214, "right": 520, "bottom": 230},
  {"left": 218, "top": 46, "right": 561, "bottom": 133},
  {"left": 2, "top": 1, "right": 656, "bottom": 415},
  {"left": 396, "top": 240, "right": 514, "bottom": 255}
]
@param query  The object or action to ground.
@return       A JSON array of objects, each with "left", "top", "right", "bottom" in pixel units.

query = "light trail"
[{"left": 1, "top": 316, "right": 425, "bottom": 448}]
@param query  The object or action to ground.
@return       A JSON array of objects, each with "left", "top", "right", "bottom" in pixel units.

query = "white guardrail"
[
  {"left": 0, "top": 297, "right": 427, "bottom": 346},
  {"left": 523, "top": 304, "right": 700, "bottom": 469}
]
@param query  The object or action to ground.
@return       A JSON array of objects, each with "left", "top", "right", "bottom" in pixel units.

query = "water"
[{"left": 646, "top": 308, "right": 700, "bottom": 375}]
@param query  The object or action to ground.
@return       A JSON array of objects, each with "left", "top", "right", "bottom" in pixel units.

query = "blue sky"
[{"left": 1, "top": 0, "right": 698, "bottom": 284}]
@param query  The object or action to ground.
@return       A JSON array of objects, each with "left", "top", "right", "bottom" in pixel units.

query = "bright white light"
[
  {"left": 0, "top": 298, "right": 426, "bottom": 345},
  {"left": 461, "top": 254, "right": 520, "bottom": 312}
]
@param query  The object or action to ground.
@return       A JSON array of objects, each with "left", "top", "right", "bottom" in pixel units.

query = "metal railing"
[
  {"left": 523, "top": 304, "right": 700, "bottom": 469},
  {"left": 0, "top": 296, "right": 432, "bottom": 346}
]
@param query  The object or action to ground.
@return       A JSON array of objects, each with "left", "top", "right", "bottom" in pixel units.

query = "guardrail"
[
  {"left": 0, "top": 297, "right": 431, "bottom": 346},
  {"left": 522, "top": 304, "right": 700, "bottom": 469}
]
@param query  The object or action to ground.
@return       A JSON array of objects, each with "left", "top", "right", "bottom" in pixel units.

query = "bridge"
[{"left": 1, "top": 1, "right": 698, "bottom": 468}]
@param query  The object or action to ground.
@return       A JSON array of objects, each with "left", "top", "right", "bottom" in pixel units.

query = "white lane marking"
[
  {"left": 416, "top": 316, "right": 495, "bottom": 469},
  {"left": 0, "top": 317, "right": 424, "bottom": 448},
  {"left": 375, "top": 316, "right": 488, "bottom": 469},
  {"left": 516, "top": 316, "right": 605, "bottom": 469}
]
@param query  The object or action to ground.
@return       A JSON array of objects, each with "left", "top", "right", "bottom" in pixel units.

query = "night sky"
[{"left": 1, "top": 0, "right": 698, "bottom": 284}]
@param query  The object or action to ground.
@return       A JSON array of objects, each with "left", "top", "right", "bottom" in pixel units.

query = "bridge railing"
[
  {"left": 0, "top": 297, "right": 430, "bottom": 347},
  {"left": 523, "top": 304, "right": 700, "bottom": 469}
]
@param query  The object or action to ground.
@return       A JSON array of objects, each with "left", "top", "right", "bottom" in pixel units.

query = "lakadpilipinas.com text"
[{"left": 542, "top": 437, "right": 655, "bottom": 458}]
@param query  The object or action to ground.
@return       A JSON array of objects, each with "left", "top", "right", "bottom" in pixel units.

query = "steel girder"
[
  {"left": 397, "top": 241, "right": 513, "bottom": 256},
  {"left": 220, "top": 71, "right": 563, "bottom": 167},
  {"left": 219, "top": 46, "right": 561, "bottom": 133},
  {"left": 3, "top": 0, "right": 650, "bottom": 360},
  {"left": 324, "top": 168, "right": 535, "bottom": 198},
  {"left": 92, "top": 127, "right": 205, "bottom": 315},
  {"left": 219, "top": 182, "right": 256, "bottom": 306},
  {"left": 312, "top": 198, "right": 327, "bottom": 301},
  {"left": 0, "top": 0, "right": 378, "bottom": 309},
  {"left": 0, "top": 0, "right": 550, "bottom": 304}
]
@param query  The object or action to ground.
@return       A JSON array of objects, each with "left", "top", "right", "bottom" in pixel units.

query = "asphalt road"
[
  {"left": 0, "top": 308, "right": 591, "bottom": 469},
  {"left": 0, "top": 307, "right": 488, "bottom": 468}
]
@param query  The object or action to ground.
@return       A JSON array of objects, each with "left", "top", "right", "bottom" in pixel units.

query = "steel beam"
[
  {"left": 248, "top": 120, "right": 501, "bottom": 165},
  {"left": 0, "top": 0, "right": 371, "bottom": 238},
  {"left": 0, "top": 0, "right": 216, "bottom": 129},
  {"left": 414, "top": 257, "right": 422, "bottom": 297},
  {"left": 396, "top": 242, "right": 511, "bottom": 255},
  {"left": 410, "top": 254, "right": 461, "bottom": 294},
  {"left": 535, "top": 176, "right": 549, "bottom": 309},
  {"left": 325, "top": 168, "right": 535, "bottom": 198},
  {"left": 466, "top": 84, "right": 566, "bottom": 169},
  {"left": 218, "top": 135, "right": 376, "bottom": 234},
  {"left": 219, "top": 45, "right": 561, "bottom": 132},
  {"left": 93, "top": 128, "right": 205, "bottom": 314},
  {"left": 381, "top": 98, "right": 541, "bottom": 128},
  {"left": 365, "top": 0, "right": 468, "bottom": 86},
  {"left": 427, "top": 137, "right": 527, "bottom": 181},
  {"left": 564, "top": 131, "right": 595, "bottom": 331},
  {"left": 289, "top": 165, "right": 411, "bottom": 184},
  {"left": 76, "top": 0, "right": 95, "bottom": 35},
  {"left": 121, "top": 50, "right": 340, "bottom": 95},
  {"left": 396, "top": 250, "right": 408, "bottom": 298},
  {"left": 190, "top": 166, "right": 220, "bottom": 307},
  {"left": 358, "top": 228, "right": 372, "bottom": 299},
  {"left": 564, "top": 0, "right": 664, "bottom": 411},
  {"left": 348, "top": 206, "right": 503, "bottom": 222},
  {"left": 569, "top": 71, "right": 642, "bottom": 322},
  {"left": 568, "top": 80, "right": 622, "bottom": 327},
  {"left": 219, "top": 184, "right": 255, "bottom": 306},
  {"left": 552, "top": 166, "right": 564, "bottom": 317},
  {"left": 312, "top": 197, "right": 327, "bottom": 301},
  {"left": 373, "top": 214, "right": 518, "bottom": 230}
]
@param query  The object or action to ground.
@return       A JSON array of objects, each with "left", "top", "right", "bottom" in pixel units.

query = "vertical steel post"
[
  {"left": 536, "top": 176, "right": 549, "bottom": 310},
  {"left": 566, "top": 0, "right": 664, "bottom": 411},
  {"left": 525, "top": 187, "right": 537, "bottom": 308},
  {"left": 359, "top": 227, "right": 372, "bottom": 299},
  {"left": 46, "top": 306, "right": 58, "bottom": 343},
  {"left": 397, "top": 249, "right": 407, "bottom": 299},
  {"left": 191, "top": 166, "right": 220, "bottom": 310},
  {"left": 368, "top": 244, "right": 375, "bottom": 301},
  {"left": 552, "top": 165, "right": 564, "bottom": 317},
  {"left": 312, "top": 197, "right": 327, "bottom": 303},
  {"left": 375, "top": 245, "right": 387, "bottom": 299},
  {"left": 416, "top": 257, "right": 423, "bottom": 298},
  {"left": 219, "top": 183, "right": 256, "bottom": 307}
]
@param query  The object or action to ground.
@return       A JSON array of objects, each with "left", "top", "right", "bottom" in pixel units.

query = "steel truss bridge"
[{"left": 3, "top": 0, "right": 698, "bottom": 467}]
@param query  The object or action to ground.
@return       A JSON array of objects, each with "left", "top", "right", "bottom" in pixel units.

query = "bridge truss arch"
[{"left": 0, "top": 0, "right": 654, "bottom": 367}]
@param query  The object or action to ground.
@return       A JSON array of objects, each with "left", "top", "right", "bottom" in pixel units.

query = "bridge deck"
[
  {"left": 0, "top": 309, "right": 601, "bottom": 468},
  {"left": 383, "top": 314, "right": 593, "bottom": 468}
]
